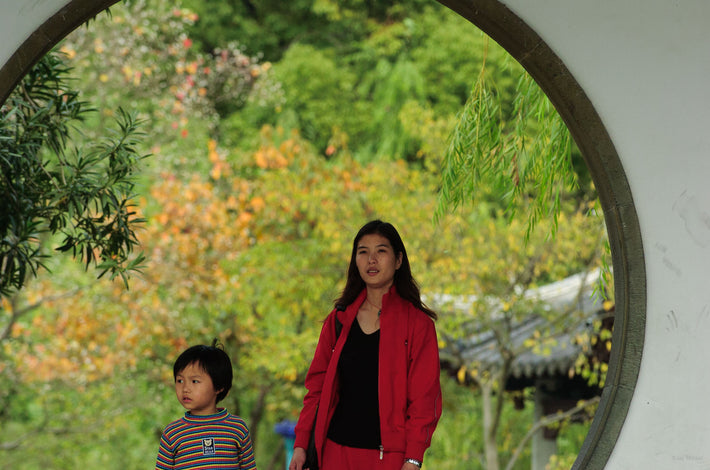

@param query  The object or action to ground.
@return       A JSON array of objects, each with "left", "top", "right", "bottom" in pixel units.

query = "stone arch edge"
[
  {"left": 0, "top": 0, "right": 120, "bottom": 105},
  {"left": 436, "top": 1, "right": 645, "bottom": 469}
]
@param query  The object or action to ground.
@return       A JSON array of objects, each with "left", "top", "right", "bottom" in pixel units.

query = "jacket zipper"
[{"left": 379, "top": 445, "right": 384, "bottom": 460}]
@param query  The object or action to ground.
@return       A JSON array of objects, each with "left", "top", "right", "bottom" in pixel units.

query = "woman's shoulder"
[
  {"left": 388, "top": 297, "right": 435, "bottom": 327},
  {"left": 390, "top": 292, "right": 432, "bottom": 316},
  {"left": 409, "top": 305, "right": 437, "bottom": 327}
]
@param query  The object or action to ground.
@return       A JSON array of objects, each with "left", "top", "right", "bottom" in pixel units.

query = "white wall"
[
  {"left": 501, "top": 1, "right": 710, "bottom": 467},
  {"left": 0, "top": 1, "right": 69, "bottom": 69}
]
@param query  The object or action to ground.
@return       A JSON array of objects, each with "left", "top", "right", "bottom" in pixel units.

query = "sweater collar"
[{"left": 183, "top": 407, "right": 228, "bottom": 424}]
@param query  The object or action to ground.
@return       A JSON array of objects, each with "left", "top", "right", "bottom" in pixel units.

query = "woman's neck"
[{"left": 366, "top": 282, "right": 392, "bottom": 302}]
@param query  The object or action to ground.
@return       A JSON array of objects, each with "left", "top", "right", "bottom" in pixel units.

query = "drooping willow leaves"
[{"left": 436, "top": 41, "right": 577, "bottom": 241}]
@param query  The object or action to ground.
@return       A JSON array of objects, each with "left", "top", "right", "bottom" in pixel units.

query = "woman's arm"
[
  {"left": 292, "top": 309, "right": 339, "bottom": 449},
  {"left": 404, "top": 317, "right": 442, "bottom": 462}
]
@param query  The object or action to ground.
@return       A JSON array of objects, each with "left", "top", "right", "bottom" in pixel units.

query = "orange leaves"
[
  {"left": 254, "top": 126, "right": 303, "bottom": 169},
  {"left": 254, "top": 144, "right": 290, "bottom": 169},
  {"left": 14, "top": 305, "right": 113, "bottom": 382},
  {"left": 59, "top": 45, "right": 76, "bottom": 59},
  {"left": 339, "top": 169, "right": 364, "bottom": 192},
  {"left": 3, "top": 271, "right": 189, "bottom": 387},
  {"left": 184, "top": 61, "right": 199, "bottom": 75},
  {"left": 93, "top": 38, "right": 105, "bottom": 54},
  {"left": 0, "top": 295, "right": 10, "bottom": 313},
  {"left": 250, "top": 196, "right": 266, "bottom": 212},
  {"left": 208, "top": 139, "right": 231, "bottom": 180},
  {"left": 138, "top": 140, "right": 266, "bottom": 302}
]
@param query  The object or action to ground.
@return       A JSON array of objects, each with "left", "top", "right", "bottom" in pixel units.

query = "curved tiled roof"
[{"left": 433, "top": 270, "right": 611, "bottom": 384}]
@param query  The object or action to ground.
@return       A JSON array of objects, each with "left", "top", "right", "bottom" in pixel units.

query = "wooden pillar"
[{"left": 532, "top": 379, "right": 558, "bottom": 470}]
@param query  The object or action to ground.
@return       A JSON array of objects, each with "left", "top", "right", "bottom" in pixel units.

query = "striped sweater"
[{"left": 155, "top": 408, "right": 257, "bottom": 470}]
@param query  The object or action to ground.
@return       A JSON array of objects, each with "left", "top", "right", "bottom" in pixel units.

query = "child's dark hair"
[{"left": 173, "top": 339, "right": 233, "bottom": 403}]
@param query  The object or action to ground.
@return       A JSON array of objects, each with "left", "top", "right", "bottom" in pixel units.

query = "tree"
[
  {"left": 437, "top": 42, "right": 597, "bottom": 240},
  {"left": 183, "top": 0, "right": 500, "bottom": 164},
  {"left": 0, "top": 51, "right": 147, "bottom": 298},
  {"left": 0, "top": 1, "right": 614, "bottom": 468},
  {"left": 433, "top": 207, "right": 609, "bottom": 470},
  {"left": 181, "top": 0, "right": 434, "bottom": 61},
  {"left": 434, "top": 39, "right": 611, "bottom": 470},
  {"left": 59, "top": 0, "right": 282, "bottom": 175},
  {"left": 1, "top": 123, "right": 455, "bottom": 468}
]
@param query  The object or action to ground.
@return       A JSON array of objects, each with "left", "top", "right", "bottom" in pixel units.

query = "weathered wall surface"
[{"left": 498, "top": 2, "right": 710, "bottom": 468}]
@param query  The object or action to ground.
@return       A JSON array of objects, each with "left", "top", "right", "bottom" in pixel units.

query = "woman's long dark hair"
[{"left": 335, "top": 220, "right": 437, "bottom": 320}]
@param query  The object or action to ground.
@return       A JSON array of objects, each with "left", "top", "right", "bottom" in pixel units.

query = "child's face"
[{"left": 174, "top": 362, "right": 221, "bottom": 416}]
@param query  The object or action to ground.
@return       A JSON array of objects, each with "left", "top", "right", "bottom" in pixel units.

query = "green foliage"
[
  {"left": 410, "top": 7, "right": 516, "bottom": 115},
  {"left": 436, "top": 54, "right": 596, "bottom": 242},
  {"left": 182, "top": 0, "right": 328, "bottom": 60},
  {"left": 271, "top": 44, "right": 365, "bottom": 152},
  {"left": 61, "top": 0, "right": 281, "bottom": 176},
  {"left": 182, "top": 0, "right": 433, "bottom": 60},
  {"left": 188, "top": 0, "right": 493, "bottom": 166},
  {"left": 0, "top": 370, "right": 173, "bottom": 469},
  {"left": 358, "top": 58, "right": 426, "bottom": 161},
  {"left": 0, "top": 52, "right": 147, "bottom": 296}
]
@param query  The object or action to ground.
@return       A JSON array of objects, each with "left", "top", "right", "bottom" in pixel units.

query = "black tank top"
[{"left": 326, "top": 318, "right": 381, "bottom": 449}]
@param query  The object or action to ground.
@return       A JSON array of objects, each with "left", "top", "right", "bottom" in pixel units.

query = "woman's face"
[{"left": 355, "top": 233, "right": 403, "bottom": 290}]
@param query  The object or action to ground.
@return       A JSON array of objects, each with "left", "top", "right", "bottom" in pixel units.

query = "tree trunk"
[
  {"left": 532, "top": 384, "right": 557, "bottom": 470},
  {"left": 248, "top": 384, "right": 269, "bottom": 446},
  {"left": 481, "top": 382, "right": 500, "bottom": 470}
]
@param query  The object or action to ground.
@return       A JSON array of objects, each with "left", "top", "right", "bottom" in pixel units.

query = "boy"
[{"left": 155, "top": 341, "right": 257, "bottom": 470}]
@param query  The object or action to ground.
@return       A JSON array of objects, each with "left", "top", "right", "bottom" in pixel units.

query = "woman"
[{"left": 289, "top": 220, "right": 442, "bottom": 470}]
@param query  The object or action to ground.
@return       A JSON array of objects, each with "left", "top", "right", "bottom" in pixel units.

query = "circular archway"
[
  {"left": 435, "top": 1, "right": 645, "bottom": 467},
  {"left": 0, "top": 1, "right": 645, "bottom": 468}
]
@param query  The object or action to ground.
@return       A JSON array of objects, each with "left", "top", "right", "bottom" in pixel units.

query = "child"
[{"left": 155, "top": 341, "right": 257, "bottom": 470}]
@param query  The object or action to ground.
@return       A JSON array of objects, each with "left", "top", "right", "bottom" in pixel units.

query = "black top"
[{"left": 327, "top": 318, "right": 381, "bottom": 449}]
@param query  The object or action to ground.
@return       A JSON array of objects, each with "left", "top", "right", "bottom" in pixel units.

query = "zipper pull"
[{"left": 379, "top": 445, "right": 384, "bottom": 460}]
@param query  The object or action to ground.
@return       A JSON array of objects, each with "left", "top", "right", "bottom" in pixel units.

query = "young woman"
[{"left": 289, "top": 220, "right": 442, "bottom": 470}]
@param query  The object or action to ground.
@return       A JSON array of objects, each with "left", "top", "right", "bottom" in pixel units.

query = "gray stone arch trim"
[
  {"left": 0, "top": 1, "right": 645, "bottom": 468},
  {"left": 0, "top": 0, "right": 120, "bottom": 105},
  {"left": 436, "top": 1, "right": 646, "bottom": 469}
]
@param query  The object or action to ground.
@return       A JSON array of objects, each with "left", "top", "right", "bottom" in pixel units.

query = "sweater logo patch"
[{"left": 202, "top": 438, "right": 216, "bottom": 455}]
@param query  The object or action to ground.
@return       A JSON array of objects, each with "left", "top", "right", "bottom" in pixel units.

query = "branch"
[
  {"left": 0, "top": 403, "right": 53, "bottom": 451},
  {"left": 1, "top": 288, "right": 79, "bottom": 342},
  {"left": 489, "top": 359, "right": 511, "bottom": 440},
  {"left": 248, "top": 383, "right": 269, "bottom": 446},
  {"left": 0, "top": 389, "right": 138, "bottom": 452},
  {"left": 503, "top": 396, "right": 600, "bottom": 470}
]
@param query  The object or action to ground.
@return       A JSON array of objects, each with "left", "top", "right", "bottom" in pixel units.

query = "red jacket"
[{"left": 294, "top": 287, "right": 442, "bottom": 465}]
